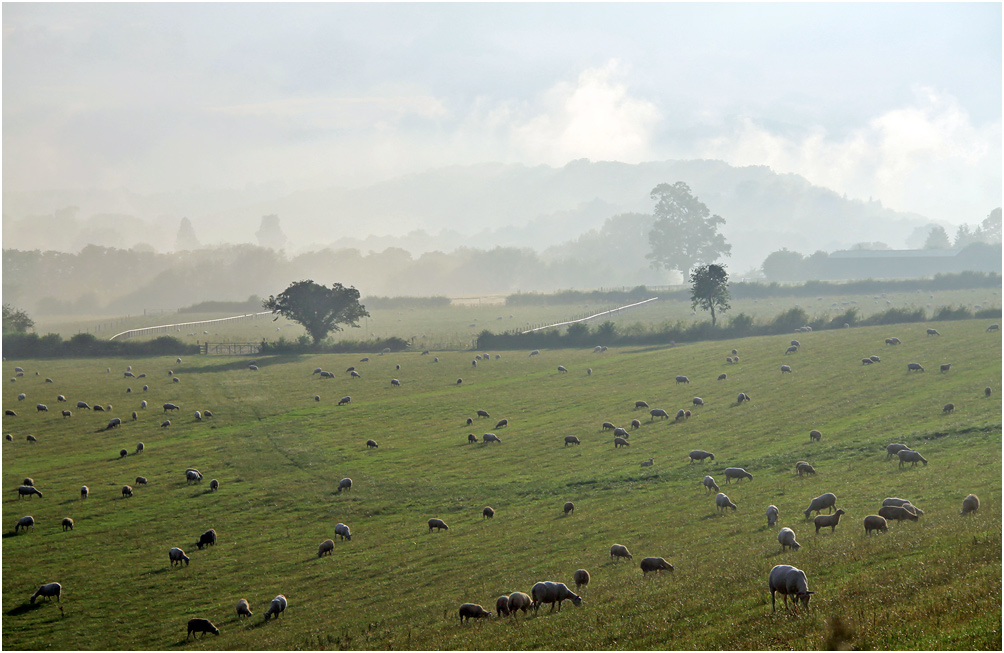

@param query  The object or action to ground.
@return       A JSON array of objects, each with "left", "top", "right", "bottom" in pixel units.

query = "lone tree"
[
  {"left": 2, "top": 304, "right": 35, "bottom": 334},
  {"left": 690, "top": 264, "right": 731, "bottom": 327},
  {"left": 646, "top": 181, "right": 731, "bottom": 278},
  {"left": 263, "top": 281, "right": 369, "bottom": 346}
]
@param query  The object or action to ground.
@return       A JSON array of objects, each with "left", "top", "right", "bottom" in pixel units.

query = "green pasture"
[
  {"left": 2, "top": 319, "right": 1001, "bottom": 650},
  {"left": 32, "top": 287, "right": 1001, "bottom": 350}
]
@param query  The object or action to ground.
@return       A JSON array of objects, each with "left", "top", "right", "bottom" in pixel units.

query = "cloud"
[
  {"left": 698, "top": 87, "right": 1001, "bottom": 223},
  {"left": 210, "top": 93, "right": 450, "bottom": 130}
]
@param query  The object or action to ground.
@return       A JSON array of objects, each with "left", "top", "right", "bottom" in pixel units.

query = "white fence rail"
[
  {"left": 520, "top": 297, "right": 659, "bottom": 334},
  {"left": 109, "top": 312, "right": 273, "bottom": 341}
]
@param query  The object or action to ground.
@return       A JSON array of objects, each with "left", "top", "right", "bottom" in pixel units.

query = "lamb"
[
  {"left": 650, "top": 408, "right": 670, "bottom": 420},
  {"left": 263, "top": 595, "right": 287, "bottom": 621},
  {"left": 573, "top": 569, "right": 590, "bottom": 589},
  {"left": 692, "top": 396, "right": 704, "bottom": 406},
  {"left": 878, "top": 505, "right": 919, "bottom": 522},
  {"left": 237, "top": 598, "right": 253, "bottom": 618},
  {"left": 614, "top": 437, "right": 630, "bottom": 448},
  {"left": 703, "top": 476, "right": 719, "bottom": 493},
  {"left": 907, "top": 362, "right": 924, "bottom": 372},
  {"left": 943, "top": 402, "right": 955, "bottom": 413},
  {"left": 766, "top": 504, "right": 779, "bottom": 526},
  {"left": 768, "top": 564, "right": 813, "bottom": 612},
  {"left": 317, "top": 538, "right": 335, "bottom": 557},
  {"left": 483, "top": 433, "right": 502, "bottom": 444},
  {"left": 30, "top": 582, "right": 62, "bottom": 603},
  {"left": 863, "top": 515, "right": 888, "bottom": 534},
  {"left": 169, "top": 547, "right": 190, "bottom": 566},
  {"left": 640, "top": 557, "right": 674, "bottom": 574},
  {"left": 777, "top": 527, "right": 800, "bottom": 551},
  {"left": 718, "top": 373, "right": 727, "bottom": 381},
  {"left": 785, "top": 345, "right": 799, "bottom": 354},
  {"left": 814, "top": 508, "right": 846, "bottom": 533},
  {"left": 495, "top": 418, "right": 509, "bottom": 429},
  {"left": 338, "top": 478, "right": 353, "bottom": 492},
  {"left": 17, "top": 485, "right": 43, "bottom": 499},
  {"left": 507, "top": 591, "right": 533, "bottom": 617},
  {"left": 809, "top": 430, "right": 821, "bottom": 442},
  {"left": 136, "top": 476, "right": 148, "bottom": 485},
  {"left": 495, "top": 595, "right": 510, "bottom": 617},
  {"left": 15, "top": 515, "right": 35, "bottom": 532},
  {"left": 458, "top": 603, "right": 491, "bottom": 622},
  {"left": 961, "top": 494, "right": 980, "bottom": 515},
  {"left": 898, "top": 449, "right": 928, "bottom": 467},
  {"left": 716, "top": 492, "right": 737, "bottom": 513},
  {"left": 334, "top": 523, "right": 352, "bottom": 540},
  {"left": 468, "top": 433, "right": 478, "bottom": 444},
  {"left": 926, "top": 328, "right": 941, "bottom": 336},
  {"left": 80, "top": 486, "right": 88, "bottom": 499},
  {"left": 531, "top": 581, "right": 583, "bottom": 613},
  {"left": 196, "top": 529, "right": 217, "bottom": 550},
  {"left": 161, "top": 420, "right": 171, "bottom": 428},
  {"left": 689, "top": 450, "right": 715, "bottom": 463},
  {"left": 780, "top": 365, "right": 792, "bottom": 373},
  {"left": 428, "top": 518, "right": 449, "bottom": 532},
  {"left": 338, "top": 396, "right": 351, "bottom": 405},
  {"left": 724, "top": 467, "right": 753, "bottom": 483},
  {"left": 563, "top": 502, "right": 575, "bottom": 515},
  {"left": 795, "top": 462, "right": 816, "bottom": 477},
  {"left": 366, "top": 439, "right": 378, "bottom": 449},
  {"left": 209, "top": 479, "right": 219, "bottom": 491},
  {"left": 861, "top": 358, "right": 873, "bottom": 365},
  {"left": 640, "top": 458, "right": 654, "bottom": 467},
  {"left": 610, "top": 543, "right": 633, "bottom": 560},
  {"left": 23, "top": 477, "right": 34, "bottom": 486},
  {"left": 482, "top": 506, "right": 495, "bottom": 519},
  {"left": 940, "top": 364, "right": 951, "bottom": 373},
  {"left": 885, "top": 443, "right": 910, "bottom": 460},
  {"left": 122, "top": 485, "right": 133, "bottom": 497},
  {"left": 803, "top": 493, "right": 837, "bottom": 518},
  {"left": 675, "top": 375, "right": 690, "bottom": 384},
  {"left": 163, "top": 403, "right": 180, "bottom": 412}
]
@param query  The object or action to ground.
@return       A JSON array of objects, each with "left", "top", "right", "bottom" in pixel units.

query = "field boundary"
[
  {"left": 108, "top": 311, "right": 272, "bottom": 341},
  {"left": 520, "top": 297, "right": 659, "bottom": 333}
]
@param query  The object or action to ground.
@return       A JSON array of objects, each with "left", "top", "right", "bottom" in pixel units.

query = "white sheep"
[
  {"left": 169, "top": 547, "right": 190, "bottom": 566},
  {"left": 724, "top": 467, "right": 753, "bottom": 483},
  {"left": 906, "top": 362, "right": 924, "bottom": 372},
  {"left": 768, "top": 564, "right": 813, "bottom": 612},
  {"left": 236, "top": 598, "right": 253, "bottom": 618},
  {"left": 263, "top": 594, "right": 287, "bottom": 621},
  {"left": 864, "top": 515, "right": 888, "bottom": 534},
  {"left": 80, "top": 486, "right": 89, "bottom": 499},
  {"left": 898, "top": 449, "right": 928, "bottom": 467},
  {"left": 609, "top": 543, "right": 633, "bottom": 560},
  {"left": 689, "top": 450, "right": 715, "bottom": 463},
  {"left": 334, "top": 523, "right": 352, "bottom": 541},
  {"left": 803, "top": 492, "right": 837, "bottom": 518},
  {"left": 507, "top": 591, "right": 533, "bottom": 618},
  {"left": 337, "top": 478, "right": 352, "bottom": 492},
  {"left": 702, "top": 476, "right": 719, "bottom": 493},
  {"left": 766, "top": 505, "right": 779, "bottom": 526},
  {"left": 961, "top": 494, "right": 980, "bottom": 515},
  {"left": 483, "top": 433, "right": 502, "bottom": 444},
  {"left": 15, "top": 515, "right": 35, "bottom": 532},
  {"left": 30, "top": 582, "right": 61, "bottom": 603},
  {"left": 780, "top": 365, "right": 792, "bottom": 373},
  {"left": 716, "top": 492, "right": 737, "bottom": 513},
  {"left": 777, "top": 527, "right": 800, "bottom": 551},
  {"left": 530, "top": 581, "right": 583, "bottom": 613}
]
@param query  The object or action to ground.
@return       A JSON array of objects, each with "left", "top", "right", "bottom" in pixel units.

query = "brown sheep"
[
  {"left": 813, "top": 508, "right": 846, "bottom": 534},
  {"left": 640, "top": 557, "right": 674, "bottom": 574},
  {"left": 863, "top": 515, "right": 888, "bottom": 534},
  {"left": 573, "top": 568, "right": 590, "bottom": 589}
]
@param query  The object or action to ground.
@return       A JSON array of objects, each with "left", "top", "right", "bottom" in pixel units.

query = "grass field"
[{"left": 2, "top": 319, "right": 1001, "bottom": 650}]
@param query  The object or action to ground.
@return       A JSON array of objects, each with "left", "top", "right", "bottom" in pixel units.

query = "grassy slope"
[{"left": 2, "top": 320, "right": 1000, "bottom": 650}]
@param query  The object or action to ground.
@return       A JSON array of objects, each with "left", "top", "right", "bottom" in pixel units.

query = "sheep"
[
  {"left": 26, "top": 434, "right": 37, "bottom": 443},
  {"left": 507, "top": 591, "right": 533, "bottom": 617},
  {"left": 724, "top": 467, "right": 753, "bottom": 483},
  {"left": 140, "top": 400, "right": 147, "bottom": 408},
  {"left": 881, "top": 497, "right": 915, "bottom": 508},
  {"left": 986, "top": 387, "right": 992, "bottom": 397},
  {"left": 161, "top": 420, "right": 171, "bottom": 428},
  {"left": 427, "top": 518, "right": 449, "bottom": 532},
  {"left": 136, "top": 476, "right": 148, "bottom": 485},
  {"left": 122, "top": 485, "right": 133, "bottom": 497},
  {"left": 940, "top": 363, "right": 952, "bottom": 373},
  {"left": 186, "top": 470, "right": 203, "bottom": 484},
  {"left": 907, "top": 362, "right": 925, "bottom": 372},
  {"left": 676, "top": 409, "right": 687, "bottom": 420},
  {"left": 119, "top": 449, "right": 128, "bottom": 458},
  {"left": 564, "top": 435, "right": 581, "bottom": 446},
  {"left": 263, "top": 595, "right": 288, "bottom": 621},
  {"left": 563, "top": 502, "right": 575, "bottom": 515},
  {"left": 809, "top": 430, "right": 821, "bottom": 442},
  {"left": 17, "top": 485, "right": 43, "bottom": 499},
  {"left": 689, "top": 450, "right": 715, "bottom": 463},
  {"left": 640, "top": 557, "right": 674, "bottom": 574},
  {"left": 36, "top": 403, "right": 48, "bottom": 412},
  {"left": 163, "top": 403, "right": 180, "bottom": 412},
  {"left": 15, "top": 515, "right": 35, "bottom": 532},
  {"left": 716, "top": 492, "right": 737, "bottom": 513},
  {"left": 468, "top": 433, "right": 478, "bottom": 444},
  {"left": 458, "top": 603, "right": 491, "bottom": 622},
  {"left": 131, "top": 411, "right": 137, "bottom": 420},
  {"left": 943, "top": 402, "right": 955, "bottom": 413},
  {"left": 338, "top": 478, "right": 353, "bottom": 492},
  {"left": 766, "top": 504, "right": 779, "bottom": 526},
  {"left": 44, "top": 378, "right": 53, "bottom": 383},
  {"left": 718, "top": 373, "right": 727, "bottom": 381},
  {"left": 703, "top": 476, "right": 720, "bottom": 493},
  {"left": 803, "top": 493, "right": 837, "bottom": 518},
  {"left": 318, "top": 539, "right": 335, "bottom": 557},
  {"left": 901, "top": 502, "right": 924, "bottom": 516},
  {"left": 495, "top": 595, "right": 510, "bottom": 617},
  {"left": 684, "top": 409, "right": 691, "bottom": 418},
  {"left": 878, "top": 505, "right": 919, "bottom": 522},
  {"left": 861, "top": 358, "right": 873, "bottom": 365},
  {"left": 675, "top": 375, "right": 690, "bottom": 384},
  {"left": 613, "top": 437, "right": 630, "bottom": 448},
  {"left": 586, "top": 368, "right": 592, "bottom": 376},
  {"left": 483, "top": 433, "right": 502, "bottom": 444},
  {"left": 790, "top": 340, "right": 800, "bottom": 347},
  {"left": 466, "top": 417, "right": 473, "bottom": 426},
  {"left": 650, "top": 408, "right": 670, "bottom": 420},
  {"left": 898, "top": 449, "right": 928, "bottom": 467},
  {"left": 737, "top": 392, "right": 751, "bottom": 403},
  {"left": 14, "top": 366, "right": 24, "bottom": 373},
  {"left": 329, "top": 522, "right": 351, "bottom": 541},
  {"left": 495, "top": 418, "right": 509, "bottom": 429},
  {"left": 634, "top": 400, "right": 649, "bottom": 409},
  {"left": 18, "top": 392, "right": 25, "bottom": 401},
  {"left": 572, "top": 569, "right": 590, "bottom": 589},
  {"left": 135, "top": 441, "right": 145, "bottom": 454},
  {"left": 23, "top": 477, "right": 34, "bottom": 486},
  {"left": 785, "top": 345, "right": 799, "bottom": 354},
  {"left": 169, "top": 547, "right": 190, "bottom": 566},
  {"left": 482, "top": 506, "right": 495, "bottom": 519},
  {"left": 987, "top": 324, "right": 1000, "bottom": 332},
  {"left": 209, "top": 479, "right": 220, "bottom": 491},
  {"left": 5, "top": 409, "right": 16, "bottom": 417},
  {"left": 869, "top": 355, "right": 881, "bottom": 362},
  {"left": 768, "top": 564, "right": 813, "bottom": 612},
  {"left": 237, "top": 598, "right": 253, "bottom": 618},
  {"left": 184, "top": 615, "right": 218, "bottom": 637},
  {"left": 30, "top": 582, "right": 61, "bottom": 603},
  {"left": 613, "top": 427, "right": 629, "bottom": 437},
  {"left": 692, "top": 396, "right": 704, "bottom": 406},
  {"left": 196, "top": 529, "right": 217, "bottom": 550},
  {"left": 80, "top": 486, "right": 88, "bottom": 499},
  {"left": 93, "top": 404, "right": 104, "bottom": 412},
  {"left": 124, "top": 371, "right": 135, "bottom": 378},
  {"left": 531, "top": 581, "right": 583, "bottom": 613},
  {"left": 456, "top": 378, "right": 463, "bottom": 385},
  {"left": 4, "top": 434, "right": 11, "bottom": 441},
  {"left": 349, "top": 370, "right": 360, "bottom": 378},
  {"left": 338, "top": 396, "right": 351, "bottom": 405},
  {"left": 814, "top": 508, "right": 846, "bottom": 534},
  {"left": 105, "top": 417, "right": 123, "bottom": 431},
  {"left": 194, "top": 410, "right": 203, "bottom": 422},
  {"left": 885, "top": 337, "right": 901, "bottom": 345},
  {"left": 477, "top": 409, "right": 491, "bottom": 418},
  {"left": 961, "top": 494, "right": 980, "bottom": 515},
  {"left": 173, "top": 377, "right": 180, "bottom": 383},
  {"left": 640, "top": 458, "right": 654, "bottom": 467},
  {"left": 864, "top": 515, "right": 888, "bottom": 534},
  {"left": 76, "top": 401, "right": 90, "bottom": 409},
  {"left": 319, "top": 371, "right": 334, "bottom": 378},
  {"left": 602, "top": 421, "right": 616, "bottom": 430},
  {"left": 366, "top": 439, "right": 378, "bottom": 449},
  {"left": 529, "top": 350, "right": 540, "bottom": 357},
  {"left": 777, "top": 527, "right": 800, "bottom": 551},
  {"left": 557, "top": 365, "right": 568, "bottom": 373},
  {"left": 726, "top": 357, "right": 733, "bottom": 364},
  {"left": 780, "top": 365, "right": 792, "bottom": 373},
  {"left": 631, "top": 419, "right": 641, "bottom": 429},
  {"left": 926, "top": 328, "right": 941, "bottom": 336},
  {"left": 795, "top": 462, "right": 816, "bottom": 477},
  {"left": 391, "top": 379, "right": 401, "bottom": 387},
  {"left": 885, "top": 443, "right": 910, "bottom": 460}
]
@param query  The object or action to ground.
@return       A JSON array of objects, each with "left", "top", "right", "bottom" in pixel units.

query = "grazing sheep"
[
  {"left": 186, "top": 470, "right": 203, "bottom": 484},
  {"left": 692, "top": 397, "right": 704, "bottom": 406},
  {"left": 482, "top": 506, "right": 494, "bottom": 519},
  {"left": 5, "top": 409, "right": 16, "bottom": 417},
  {"left": 456, "top": 378, "right": 463, "bottom": 385},
  {"left": 614, "top": 437, "right": 630, "bottom": 448},
  {"left": 495, "top": 595, "right": 510, "bottom": 617},
  {"left": 14, "top": 366, "right": 24, "bottom": 373},
  {"left": 795, "top": 462, "right": 816, "bottom": 477},
  {"left": 985, "top": 387, "right": 992, "bottom": 397},
  {"left": 140, "top": 400, "right": 147, "bottom": 408},
  {"left": 768, "top": 564, "right": 813, "bottom": 612},
  {"left": 564, "top": 435, "right": 581, "bottom": 446},
  {"left": 196, "top": 529, "right": 217, "bottom": 550},
  {"left": 119, "top": 449, "right": 128, "bottom": 458},
  {"left": 134, "top": 441, "right": 144, "bottom": 454},
  {"left": 459, "top": 603, "right": 491, "bottom": 622},
  {"left": 80, "top": 486, "right": 88, "bottom": 499},
  {"left": 563, "top": 502, "right": 575, "bottom": 515},
  {"left": 163, "top": 403, "right": 180, "bottom": 412},
  {"left": 173, "top": 377, "right": 180, "bottom": 383},
  {"left": 676, "top": 409, "right": 687, "bottom": 420},
  {"left": 338, "top": 478, "right": 352, "bottom": 492},
  {"left": 870, "top": 355, "right": 881, "bottom": 362},
  {"left": 587, "top": 368, "right": 592, "bottom": 376},
  {"left": 703, "top": 476, "right": 720, "bottom": 493},
  {"left": 901, "top": 502, "right": 924, "bottom": 516},
  {"left": 803, "top": 493, "right": 837, "bottom": 518},
  {"left": 366, "top": 439, "right": 378, "bottom": 449},
  {"left": 573, "top": 569, "right": 590, "bottom": 589},
  {"left": 780, "top": 365, "right": 792, "bottom": 374},
  {"left": 640, "top": 557, "right": 674, "bottom": 574},
  {"left": 93, "top": 405, "right": 105, "bottom": 412},
  {"left": 861, "top": 358, "right": 873, "bottom": 365},
  {"left": 716, "top": 492, "right": 737, "bottom": 513},
  {"left": 814, "top": 508, "right": 846, "bottom": 533},
  {"left": 160, "top": 419, "right": 172, "bottom": 428},
  {"left": 477, "top": 410, "right": 491, "bottom": 418},
  {"left": 318, "top": 539, "right": 335, "bottom": 557},
  {"left": 650, "top": 408, "right": 670, "bottom": 420},
  {"left": 724, "top": 467, "right": 753, "bottom": 483},
  {"left": 263, "top": 595, "right": 287, "bottom": 621},
  {"left": 467, "top": 433, "right": 478, "bottom": 444},
  {"left": 613, "top": 427, "right": 629, "bottom": 437},
  {"left": 878, "top": 505, "right": 919, "bottom": 522},
  {"left": 26, "top": 434, "right": 37, "bottom": 443},
  {"left": 17, "top": 486, "right": 43, "bottom": 499},
  {"left": 684, "top": 409, "right": 691, "bottom": 418},
  {"left": 136, "top": 476, "right": 148, "bottom": 485},
  {"left": 689, "top": 450, "right": 715, "bottom": 463},
  {"left": 778, "top": 527, "right": 800, "bottom": 551},
  {"left": 531, "top": 581, "right": 583, "bottom": 613},
  {"left": 737, "top": 392, "right": 751, "bottom": 403},
  {"left": 940, "top": 363, "right": 951, "bottom": 373},
  {"left": 943, "top": 402, "right": 955, "bottom": 413},
  {"left": 319, "top": 371, "right": 334, "bottom": 378},
  {"left": 471, "top": 360, "right": 477, "bottom": 368},
  {"left": 640, "top": 458, "right": 654, "bottom": 467},
  {"left": 987, "top": 324, "right": 999, "bottom": 332},
  {"left": 209, "top": 479, "right": 219, "bottom": 491},
  {"left": 349, "top": 370, "right": 360, "bottom": 378},
  {"left": 885, "top": 337, "right": 901, "bottom": 345},
  {"left": 30, "top": 582, "right": 61, "bottom": 603},
  {"left": 44, "top": 378, "right": 53, "bottom": 383},
  {"left": 602, "top": 421, "right": 616, "bottom": 430},
  {"left": 898, "top": 449, "right": 928, "bottom": 467},
  {"left": 104, "top": 417, "right": 123, "bottom": 431},
  {"left": 169, "top": 547, "right": 190, "bottom": 566},
  {"left": 529, "top": 350, "right": 540, "bottom": 357},
  {"left": 885, "top": 443, "right": 910, "bottom": 460},
  {"left": 766, "top": 505, "right": 779, "bottom": 526},
  {"left": 726, "top": 357, "right": 733, "bottom": 364},
  {"left": 338, "top": 396, "right": 351, "bottom": 405},
  {"left": 718, "top": 373, "right": 727, "bottom": 381},
  {"left": 631, "top": 419, "right": 641, "bottom": 429},
  {"left": 391, "top": 378, "right": 401, "bottom": 386},
  {"left": 508, "top": 591, "right": 533, "bottom": 617},
  {"left": 907, "top": 362, "right": 924, "bottom": 372},
  {"left": 483, "top": 433, "right": 502, "bottom": 444},
  {"left": 23, "top": 477, "right": 34, "bottom": 486},
  {"left": 76, "top": 401, "right": 90, "bottom": 409},
  {"left": 785, "top": 345, "right": 799, "bottom": 354},
  {"left": 36, "top": 403, "right": 48, "bottom": 412},
  {"left": 15, "top": 515, "right": 35, "bottom": 532},
  {"left": 961, "top": 494, "right": 980, "bottom": 515},
  {"left": 634, "top": 400, "right": 649, "bottom": 409},
  {"left": 194, "top": 410, "right": 203, "bottom": 422},
  {"left": 864, "top": 515, "right": 888, "bottom": 534},
  {"left": 809, "top": 430, "right": 821, "bottom": 442},
  {"left": 18, "top": 393, "right": 25, "bottom": 401},
  {"left": 675, "top": 375, "right": 690, "bottom": 384},
  {"left": 121, "top": 485, "right": 133, "bottom": 497},
  {"left": 557, "top": 365, "right": 568, "bottom": 373},
  {"left": 495, "top": 418, "right": 509, "bottom": 429},
  {"left": 237, "top": 598, "right": 253, "bottom": 618},
  {"left": 131, "top": 411, "right": 137, "bottom": 420},
  {"left": 4, "top": 434, "right": 11, "bottom": 441},
  {"left": 927, "top": 328, "right": 940, "bottom": 336},
  {"left": 466, "top": 417, "right": 473, "bottom": 426},
  {"left": 881, "top": 498, "right": 914, "bottom": 508},
  {"left": 335, "top": 522, "right": 352, "bottom": 540},
  {"left": 428, "top": 518, "right": 449, "bottom": 532}
]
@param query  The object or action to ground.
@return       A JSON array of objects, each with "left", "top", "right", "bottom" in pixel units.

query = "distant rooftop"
[{"left": 829, "top": 249, "right": 959, "bottom": 259}]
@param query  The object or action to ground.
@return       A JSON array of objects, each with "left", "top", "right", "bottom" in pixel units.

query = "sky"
[{"left": 3, "top": 2, "right": 1001, "bottom": 224}]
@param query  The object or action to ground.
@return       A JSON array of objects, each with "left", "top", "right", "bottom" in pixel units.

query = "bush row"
[
  {"left": 2, "top": 332, "right": 199, "bottom": 359},
  {"left": 258, "top": 336, "right": 411, "bottom": 355}
]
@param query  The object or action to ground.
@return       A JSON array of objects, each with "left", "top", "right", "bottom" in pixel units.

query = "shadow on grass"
[
  {"left": 6, "top": 602, "right": 43, "bottom": 616},
  {"left": 140, "top": 567, "right": 172, "bottom": 576},
  {"left": 168, "top": 355, "right": 310, "bottom": 376}
]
